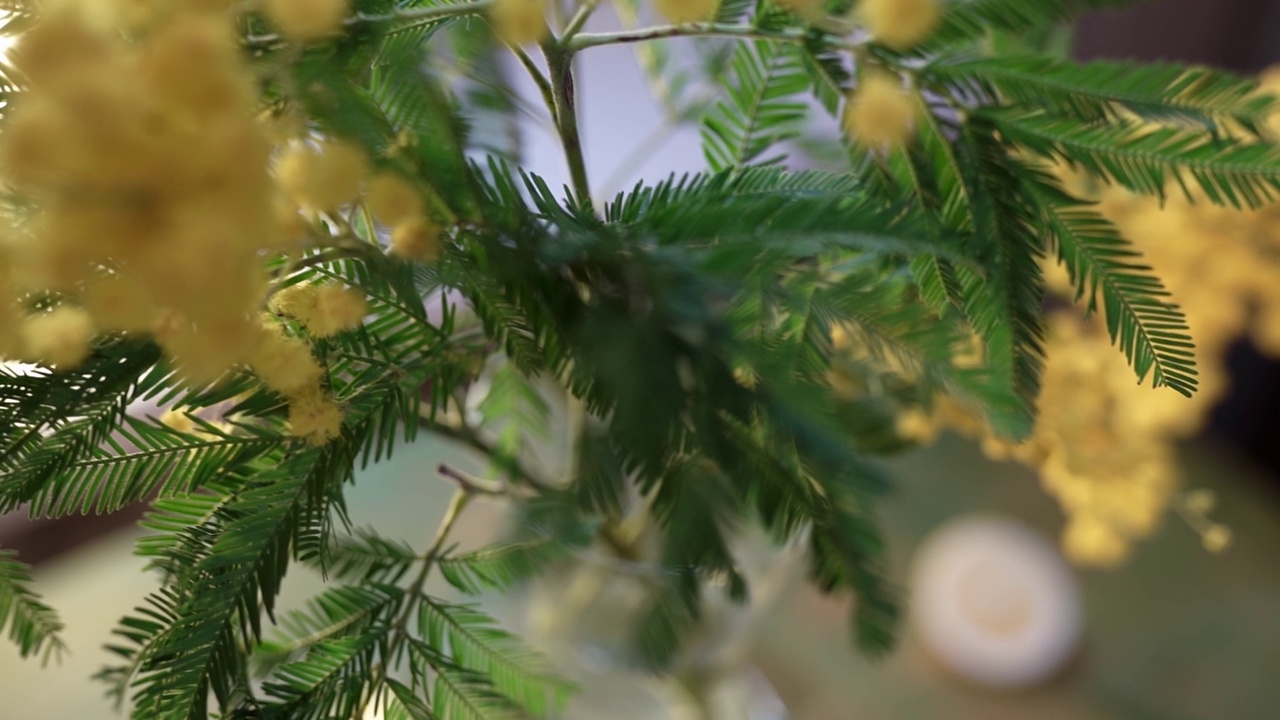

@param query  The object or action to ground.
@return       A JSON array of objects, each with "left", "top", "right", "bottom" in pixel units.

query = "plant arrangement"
[{"left": 1, "top": 0, "right": 1278, "bottom": 717}]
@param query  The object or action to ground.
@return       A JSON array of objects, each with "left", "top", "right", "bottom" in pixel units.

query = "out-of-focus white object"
[
  {"left": 701, "top": 665, "right": 788, "bottom": 720},
  {"left": 910, "top": 515, "right": 1083, "bottom": 689}
]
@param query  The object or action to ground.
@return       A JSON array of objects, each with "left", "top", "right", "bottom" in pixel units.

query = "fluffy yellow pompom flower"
[
  {"left": 287, "top": 387, "right": 344, "bottom": 445},
  {"left": 9, "top": 9, "right": 111, "bottom": 88},
  {"left": 391, "top": 218, "right": 442, "bottom": 262},
  {"left": 1061, "top": 515, "right": 1130, "bottom": 569},
  {"left": 310, "top": 284, "right": 367, "bottom": 336},
  {"left": 843, "top": 71, "right": 916, "bottom": 149},
  {"left": 1201, "top": 524, "right": 1233, "bottom": 554},
  {"left": 276, "top": 140, "right": 368, "bottom": 211},
  {"left": 486, "top": 0, "right": 547, "bottom": 46},
  {"left": 0, "top": 300, "right": 19, "bottom": 359},
  {"left": 857, "top": 0, "right": 940, "bottom": 50},
  {"left": 365, "top": 172, "right": 424, "bottom": 227},
  {"left": 83, "top": 275, "right": 156, "bottom": 333},
  {"left": 273, "top": 282, "right": 367, "bottom": 337},
  {"left": 247, "top": 320, "right": 326, "bottom": 396},
  {"left": 270, "top": 283, "right": 321, "bottom": 323},
  {"left": 490, "top": 0, "right": 549, "bottom": 46},
  {"left": 264, "top": 0, "right": 350, "bottom": 43},
  {"left": 139, "top": 11, "right": 250, "bottom": 118},
  {"left": 21, "top": 306, "right": 95, "bottom": 369},
  {"left": 655, "top": 0, "right": 718, "bottom": 24}
]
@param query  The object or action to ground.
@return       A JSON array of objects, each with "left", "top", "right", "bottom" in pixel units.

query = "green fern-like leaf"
[
  {"left": 954, "top": 120, "right": 1048, "bottom": 435},
  {"left": 254, "top": 584, "right": 404, "bottom": 675},
  {"left": 385, "top": 677, "right": 442, "bottom": 720},
  {"left": 701, "top": 40, "right": 811, "bottom": 172},
  {"left": 125, "top": 449, "right": 326, "bottom": 720},
  {"left": 927, "top": 56, "right": 1274, "bottom": 132},
  {"left": 438, "top": 536, "right": 577, "bottom": 596},
  {"left": 311, "top": 529, "right": 421, "bottom": 584},
  {"left": 0, "top": 549, "right": 65, "bottom": 664},
  {"left": 918, "top": 0, "right": 1139, "bottom": 53},
  {"left": 0, "top": 340, "right": 162, "bottom": 512},
  {"left": 10, "top": 415, "right": 285, "bottom": 518},
  {"left": 430, "top": 665, "right": 523, "bottom": 720},
  {"left": 418, "top": 599, "right": 572, "bottom": 716},
  {"left": 991, "top": 108, "right": 1280, "bottom": 209},
  {"left": 1024, "top": 171, "right": 1198, "bottom": 394}
]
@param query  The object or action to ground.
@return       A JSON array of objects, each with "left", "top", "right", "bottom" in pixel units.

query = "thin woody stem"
[
  {"left": 567, "top": 22, "right": 810, "bottom": 52},
  {"left": 544, "top": 45, "right": 593, "bottom": 205}
]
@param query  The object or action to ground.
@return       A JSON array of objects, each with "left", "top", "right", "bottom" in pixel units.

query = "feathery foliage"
[
  {"left": 0, "top": 0, "right": 1275, "bottom": 715},
  {"left": 0, "top": 549, "right": 64, "bottom": 664}
]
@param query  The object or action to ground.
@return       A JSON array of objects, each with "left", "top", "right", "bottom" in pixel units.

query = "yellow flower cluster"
[
  {"left": 270, "top": 282, "right": 368, "bottom": 338},
  {"left": 248, "top": 315, "right": 344, "bottom": 446},
  {"left": 0, "top": 5, "right": 380, "bottom": 445},
  {"left": 1019, "top": 313, "right": 1180, "bottom": 568},
  {"left": 855, "top": 0, "right": 941, "bottom": 50},
  {"left": 366, "top": 173, "right": 441, "bottom": 262},
  {"left": 0, "top": 8, "right": 275, "bottom": 378},
  {"left": 263, "top": 0, "right": 351, "bottom": 44},
  {"left": 888, "top": 169, "right": 1280, "bottom": 565},
  {"left": 843, "top": 71, "right": 917, "bottom": 150},
  {"left": 275, "top": 144, "right": 441, "bottom": 262},
  {"left": 490, "top": 0, "right": 550, "bottom": 46}
]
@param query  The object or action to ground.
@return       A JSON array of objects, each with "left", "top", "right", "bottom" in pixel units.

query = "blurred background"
[{"left": 4, "top": 1, "right": 1280, "bottom": 718}]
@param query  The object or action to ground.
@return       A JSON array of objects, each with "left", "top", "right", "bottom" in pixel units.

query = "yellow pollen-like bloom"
[
  {"left": 248, "top": 320, "right": 326, "bottom": 396},
  {"left": 1201, "top": 525, "right": 1233, "bottom": 554},
  {"left": 365, "top": 172, "right": 425, "bottom": 227},
  {"left": 287, "top": 387, "right": 344, "bottom": 445},
  {"left": 83, "top": 275, "right": 157, "bottom": 334},
  {"left": 0, "top": 299, "right": 19, "bottom": 359},
  {"left": 270, "top": 283, "right": 322, "bottom": 324},
  {"left": 263, "top": 0, "right": 351, "bottom": 44},
  {"left": 489, "top": 0, "right": 550, "bottom": 46},
  {"left": 843, "top": 71, "right": 916, "bottom": 149},
  {"left": 1061, "top": 515, "right": 1131, "bottom": 569},
  {"left": 272, "top": 282, "right": 367, "bottom": 337},
  {"left": 139, "top": 12, "right": 249, "bottom": 118},
  {"left": 21, "top": 306, "right": 96, "bottom": 370},
  {"left": 857, "top": 0, "right": 941, "bottom": 50},
  {"left": 310, "top": 284, "right": 368, "bottom": 337},
  {"left": 159, "top": 408, "right": 198, "bottom": 435},
  {"left": 276, "top": 140, "right": 368, "bottom": 211},
  {"left": 391, "top": 218, "right": 443, "bottom": 262}
]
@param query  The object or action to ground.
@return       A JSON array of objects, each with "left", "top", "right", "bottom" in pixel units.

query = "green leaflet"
[
  {"left": 260, "top": 634, "right": 384, "bottom": 719},
  {"left": 417, "top": 599, "right": 572, "bottom": 717},
  {"left": 955, "top": 119, "right": 1048, "bottom": 435},
  {"left": 14, "top": 416, "right": 285, "bottom": 518},
  {"left": 0, "top": 549, "right": 65, "bottom": 664},
  {"left": 701, "top": 40, "right": 811, "bottom": 173},
  {"left": 990, "top": 108, "right": 1280, "bottom": 209},
  {"left": 0, "top": 340, "right": 162, "bottom": 512},
  {"left": 1024, "top": 171, "right": 1198, "bottom": 395},
  {"left": 127, "top": 456, "right": 321, "bottom": 720},
  {"left": 438, "top": 536, "right": 579, "bottom": 595},
  {"left": 928, "top": 56, "right": 1273, "bottom": 131},
  {"left": 916, "top": 0, "right": 1140, "bottom": 53}
]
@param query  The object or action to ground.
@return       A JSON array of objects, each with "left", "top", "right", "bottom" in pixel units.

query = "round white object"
[{"left": 910, "top": 515, "right": 1083, "bottom": 689}]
